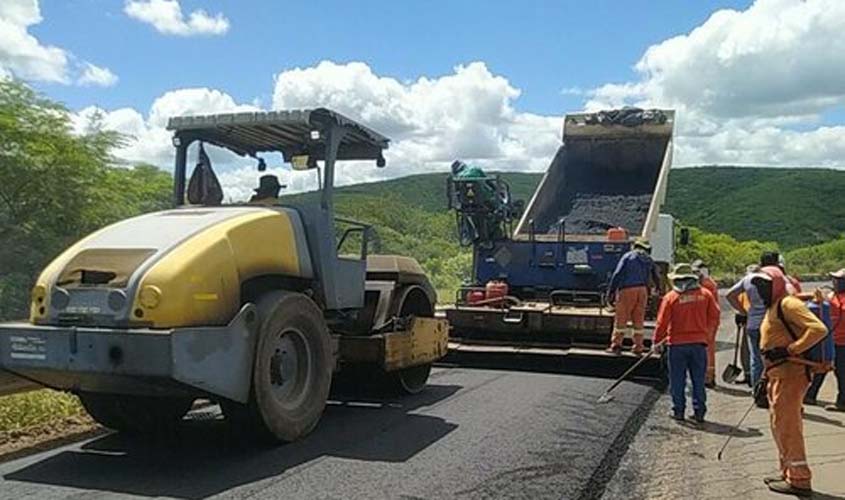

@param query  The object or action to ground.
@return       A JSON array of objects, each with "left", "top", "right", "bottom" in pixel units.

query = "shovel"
[
  {"left": 721, "top": 324, "right": 743, "bottom": 384},
  {"left": 597, "top": 339, "right": 667, "bottom": 404}
]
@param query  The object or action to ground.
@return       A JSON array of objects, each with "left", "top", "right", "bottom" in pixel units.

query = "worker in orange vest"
[
  {"left": 652, "top": 263, "right": 720, "bottom": 423},
  {"left": 692, "top": 259, "right": 720, "bottom": 388},
  {"left": 754, "top": 265, "right": 827, "bottom": 497}
]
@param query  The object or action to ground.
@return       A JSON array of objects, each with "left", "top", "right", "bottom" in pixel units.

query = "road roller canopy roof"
[{"left": 166, "top": 108, "right": 390, "bottom": 162}]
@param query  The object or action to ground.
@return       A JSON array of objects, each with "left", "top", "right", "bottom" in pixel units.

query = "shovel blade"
[{"left": 721, "top": 364, "right": 742, "bottom": 384}]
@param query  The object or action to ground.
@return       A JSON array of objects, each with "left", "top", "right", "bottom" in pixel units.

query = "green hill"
[
  {"left": 663, "top": 167, "right": 845, "bottom": 250},
  {"left": 326, "top": 166, "right": 845, "bottom": 251}
]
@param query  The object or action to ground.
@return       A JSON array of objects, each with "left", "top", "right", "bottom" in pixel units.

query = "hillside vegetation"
[
  {"left": 333, "top": 166, "right": 845, "bottom": 252},
  {"left": 4, "top": 78, "right": 845, "bottom": 322}
]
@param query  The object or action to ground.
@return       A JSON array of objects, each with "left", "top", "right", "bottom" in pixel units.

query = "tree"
[{"left": 0, "top": 80, "right": 171, "bottom": 319}]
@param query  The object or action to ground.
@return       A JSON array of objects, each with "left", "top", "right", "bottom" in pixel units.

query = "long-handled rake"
[
  {"left": 597, "top": 339, "right": 667, "bottom": 404},
  {"left": 717, "top": 398, "right": 757, "bottom": 460}
]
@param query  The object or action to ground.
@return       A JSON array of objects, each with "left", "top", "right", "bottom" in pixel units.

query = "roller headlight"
[
  {"left": 139, "top": 285, "right": 162, "bottom": 309},
  {"left": 51, "top": 288, "right": 70, "bottom": 310},
  {"left": 108, "top": 290, "right": 127, "bottom": 311}
]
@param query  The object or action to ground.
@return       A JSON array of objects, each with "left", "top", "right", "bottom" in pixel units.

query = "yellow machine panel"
[
  {"left": 382, "top": 317, "right": 449, "bottom": 371},
  {"left": 132, "top": 211, "right": 303, "bottom": 328}
]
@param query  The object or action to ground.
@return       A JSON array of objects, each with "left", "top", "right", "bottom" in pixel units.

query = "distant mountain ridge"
[{"left": 327, "top": 166, "right": 844, "bottom": 249}]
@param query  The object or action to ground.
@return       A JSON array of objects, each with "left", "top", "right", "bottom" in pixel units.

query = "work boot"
[
  {"left": 825, "top": 403, "right": 845, "bottom": 412},
  {"left": 631, "top": 346, "right": 644, "bottom": 357},
  {"left": 803, "top": 397, "right": 818, "bottom": 406},
  {"left": 668, "top": 411, "right": 684, "bottom": 422},
  {"left": 691, "top": 413, "right": 705, "bottom": 424},
  {"left": 605, "top": 345, "right": 622, "bottom": 355},
  {"left": 766, "top": 480, "right": 812, "bottom": 497},
  {"left": 705, "top": 380, "right": 716, "bottom": 389},
  {"left": 763, "top": 475, "right": 785, "bottom": 485}
]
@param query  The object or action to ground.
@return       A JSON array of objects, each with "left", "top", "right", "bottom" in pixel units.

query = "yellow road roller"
[{"left": 0, "top": 108, "right": 448, "bottom": 442}]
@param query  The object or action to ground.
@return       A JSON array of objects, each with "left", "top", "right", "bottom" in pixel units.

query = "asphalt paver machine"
[{"left": 445, "top": 108, "right": 676, "bottom": 367}]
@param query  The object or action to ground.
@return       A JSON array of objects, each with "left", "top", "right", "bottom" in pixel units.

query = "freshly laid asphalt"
[{"left": 0, "top": 365, "right": 658, "bottom": 500}]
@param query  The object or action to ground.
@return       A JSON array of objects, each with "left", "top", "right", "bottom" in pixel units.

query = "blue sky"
[
  {"left": 35, "top": 0, "right": 750, "bottom": 115},
  {"left": 3, "top": 0, "right": 844, "bottom": 198}
]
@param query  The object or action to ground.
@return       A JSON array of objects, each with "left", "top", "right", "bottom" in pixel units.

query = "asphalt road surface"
[{"left": 0, "top": 366, "right": 658, "bottom": 500}]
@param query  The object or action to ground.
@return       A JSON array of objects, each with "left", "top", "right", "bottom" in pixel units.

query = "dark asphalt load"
[
  {"left": 563, "top": 194, "right": 653, "bottom": 235},
  {"left": 0, "top": 367, "right": 658, "bottom": 500}
]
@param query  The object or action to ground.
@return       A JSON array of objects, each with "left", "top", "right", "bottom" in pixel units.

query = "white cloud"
[
  {"left": 0, "top": 1, "right": 118, "bottom": 86},
  {"left": 76, "top": 62, "right": 561, "bottom": 201},
  {"left": 273, "top": 61, "right": 560, "bottom": 175},
  {"left": 0, "top": 0, "right": 68, "bottom": 83},
  {"left": 77, "top": 62, "right": 118, "bottom": 87},
  {"left": 73, "top": 86, "right": 264, "bottom": 203},
  {"left": 124, "top": 0, "right": 229, "bottom": 36},
  {"left": 584, "top": 0, "right": 845, "bottom": 167}
]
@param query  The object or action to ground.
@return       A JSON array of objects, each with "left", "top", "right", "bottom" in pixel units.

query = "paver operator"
[
  {"left": 652, "top": 263, "right": 720, "bottom": 423},
  {"left": 754, "top": 265, "right": 827, "bottom": 497},
  {"left": 606, "top": 238, "right": 662, "bottom": 355}
]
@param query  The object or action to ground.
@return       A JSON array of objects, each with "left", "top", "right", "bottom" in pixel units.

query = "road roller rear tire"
[
  {"left": 79, "top": 392, "right": 193, "bottom": 434},
  {"left": 224, "top": 291, "right": 332, "bottom": 443}
]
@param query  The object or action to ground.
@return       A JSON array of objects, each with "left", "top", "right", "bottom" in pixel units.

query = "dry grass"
[{"left": 0, "top": 389, "right": 86, "bottom": 433}]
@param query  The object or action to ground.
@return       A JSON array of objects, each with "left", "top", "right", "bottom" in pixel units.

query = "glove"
[
  {"left": 734, "top": 314, "right": 747, "bottom": 327},
  {"left": 763, "top": 347, "right": 790, "bottom": 362},
  {"left": 651, "top": 342, "right": 664, "bottom": 355}
]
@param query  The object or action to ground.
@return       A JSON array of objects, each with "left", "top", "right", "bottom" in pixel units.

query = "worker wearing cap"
[
  {"left": 824, "top": 269, "right": 845, "bottom": 412},
  {"left": 652, "top": 263, "right": 720, "bottom": 423},
  {"left": 727, "top": 256, "right": 778, "bottom": 393},
  {"left": 736, "top": 264, "right": 760, "bottom": 385},
  {"left": 692, "top": 259, "right": 721, "bottom": 388},
  {"left": 606, "top": 238, "right": 662, "bottom": 355},
  {"left": 754, "top": 266, "right": 827, "bottom": 497}
]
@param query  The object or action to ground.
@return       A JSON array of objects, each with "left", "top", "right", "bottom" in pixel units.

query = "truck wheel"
[
  {"left": 226, "top": 291, "right": 332, "bottom": 443},
  {"left": 79, "top": 392, "right": 193, "bottom": 434}
]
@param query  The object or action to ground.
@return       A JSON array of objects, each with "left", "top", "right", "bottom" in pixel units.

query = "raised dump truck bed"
[
  {"left": 445, "top": 108, "right": 675, "bottom": 366},
  {"left": 516, "top": 109, "right": 673, "bottom": 240}
]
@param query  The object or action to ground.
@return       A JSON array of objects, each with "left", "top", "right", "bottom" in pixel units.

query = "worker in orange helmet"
[
  {"left": 754, "top": 265, "right": 827, "bottom": 497},
  {"left": 692, "top": 259, "right": 721, "bottom": 388},
  {"left": 605, "top": 238, "right": 662, "bottom": 356},
  {"left": 652, "top": 263, "right": 720, "bottom": 423}
]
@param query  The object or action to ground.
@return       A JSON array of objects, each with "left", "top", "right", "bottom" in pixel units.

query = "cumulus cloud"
[
  {"left": 0, "top": 0, "right": 69, "bottom": 82},
  {"left": 76, "top": 62, "right": 562, "bottom": 200},
  {"left": 124, "top": 0, "right": 230, "bottom": 36},
  {"left": 0, "top": 1, "right": 118, "bottom": 86},
  {"left": 77, "top": 62, "right": 118, "bottom": 87},
  {"left": 585, "top": 0, "right": 845, "bottom": 167},
  {"left": 273, "top": 61, "right": 561, "bottom": 174},
  {"left": 73, "top": 87, "right": 258, "bottom": 174},
  {"left": 76, "top": 0, "right": 845, "bottom": 201}
]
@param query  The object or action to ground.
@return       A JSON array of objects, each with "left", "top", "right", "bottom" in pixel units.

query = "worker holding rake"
[
  {"left": 606, "top": 238, "right": 661, "bottom": 355},
  {"left": 755, "top": 266, "right": 827, "bottom": 497},
  {"left": 652, "top": 263, "right": 721, "bottom": 423}
]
